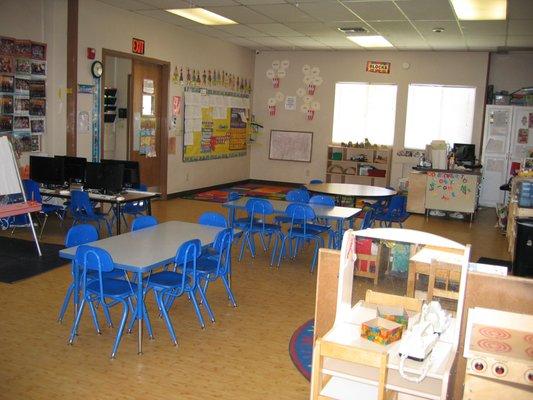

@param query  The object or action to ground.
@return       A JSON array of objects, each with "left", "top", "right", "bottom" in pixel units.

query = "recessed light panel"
[
  {"left": 166, "top": 8, "right": 237, "bottom": 25},
  {"left": 346, "top": 35, "right": 394, "bottom": 48},
  {"left": 450, "top": 0, "right": 506, "bottom": 20}
]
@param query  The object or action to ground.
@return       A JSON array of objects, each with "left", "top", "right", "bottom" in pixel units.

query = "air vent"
[{"left": 338, "top": 27, "right": 367, "bottom": 34}]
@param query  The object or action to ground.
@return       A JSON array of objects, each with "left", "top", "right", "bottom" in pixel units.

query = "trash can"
[{"left": 513, "top": 218, "right": 533, "bottom": 277}]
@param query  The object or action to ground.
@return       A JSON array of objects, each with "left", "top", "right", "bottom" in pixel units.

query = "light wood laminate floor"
[{"left": 0, "top": 199, "right": 509, "bottom": 399}]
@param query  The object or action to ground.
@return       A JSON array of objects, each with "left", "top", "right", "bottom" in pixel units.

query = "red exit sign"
[{"left": 132, "top": 38, "right": 145, "bottom": 55}]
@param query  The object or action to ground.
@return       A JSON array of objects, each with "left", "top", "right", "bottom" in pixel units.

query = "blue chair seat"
[
  {"left": 42, "top": 203, "right": 64, "bottom": 213},
  {"left": 87, "top": 279, "right": 136, "bottom": 297},
  {"left": 304, "top": 223, "right": 331, "bottom": 234},
  {"left": 196, "top": 255, "right": 218, "bottom": 274},
  {"left": 87, "top": 269, "right": 125, "bottom": 280},
  {"left": 148, "top": 271, "right": 191, "bottom": 288}
]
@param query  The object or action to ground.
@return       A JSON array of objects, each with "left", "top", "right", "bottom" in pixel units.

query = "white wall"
[
  {"left": 76, "top": 0, "right": 255, "bottom": 194},
  {"left": 251, "top": 51, "right": 489, "bottom": 188},
  {"left": 489, "top": 52, "right": 533, "bottom": 94},
  {"left": 0, "top": 0, "right": 67, "bottom": 160}
]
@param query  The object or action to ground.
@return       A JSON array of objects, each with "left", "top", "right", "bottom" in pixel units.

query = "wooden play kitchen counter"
[{"left": 407, "top": 167, "right": 482, "bottom": 223}]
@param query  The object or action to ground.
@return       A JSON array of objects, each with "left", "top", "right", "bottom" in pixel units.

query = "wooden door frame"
[{"left": 101, "top": 48, "right": 169, "bottom": 198}]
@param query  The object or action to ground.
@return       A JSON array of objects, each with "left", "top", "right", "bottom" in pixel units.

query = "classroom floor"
[{"left": 0, "top": 198, "right": 510, "bottom": 400}]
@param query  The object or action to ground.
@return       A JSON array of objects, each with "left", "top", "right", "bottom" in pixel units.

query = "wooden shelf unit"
[{"left": 326, "top": 145, "right": 392, "bottom": 188}]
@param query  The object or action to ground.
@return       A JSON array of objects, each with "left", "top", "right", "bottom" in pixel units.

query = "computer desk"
[{"left": 40, "top": 188, "right": 160, "bottom": 235}]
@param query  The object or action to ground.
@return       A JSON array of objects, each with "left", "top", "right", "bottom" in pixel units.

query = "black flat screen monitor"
[
  {"left": 85, "top": 162, "right": 104, "bottom": 191},
  {"left": 101, "top": 159, "right": 140, "bottom": 189},
  {"left": 453, "top": 143, "right": 476, "bottom": 166},
  {"left": 55, "top": 155, "right": 86, "bottom": 184},
  {"left": 103, "top": 163, "right": 124, "bottom": 194},
  {"left": 29, "top": 156, "right": 64, "bottom": 186}
]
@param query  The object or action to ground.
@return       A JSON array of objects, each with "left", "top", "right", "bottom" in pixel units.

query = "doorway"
[{"left": 101, "top": 49, "right": 169, "bottom": 196}]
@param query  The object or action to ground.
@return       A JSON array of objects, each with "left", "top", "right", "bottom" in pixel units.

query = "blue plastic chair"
[
  {"left": 309, "top": 194, "right": 335, "bottom": 207},
  {"left": 198, "top": 212, "right": 228, "bottom": 228},
  {"left": 238, "top": 198, "right": 283, "bottom": 266},
  {"left": 309, "top": 179, "right": 323, "bottom": 184},
  {"left": 70, "top": 190, "right": 112, "bottom": 236},
  {"left": 131, "top": 215, "right": 158, "bottom": 231},
  {"left": 373, "top": 195, "right": 410, "bottom": 228},
  {"left": 197, "top": 228, "right": 237, "bottom": 309},
  {"left": 361, "top": 209, "right": 375, "bottom": 229},
  {"left": 58, "top": 225, "right": 129, "bottom": 325},
  {"left": 144, "top": 239, "right": 211, "bottom": 343},
  {"left": 23, "top": 179, "right": 65, "bottom": 238},
  {"left": 274, "top": 189, "right": 311, "bottom": 226},
  {"left": 115, "top": 183, "right": 149, "bottom": 228},
  {"left": 277, "top": 203, "right": 330, "bottom": 272},
  {"left": 68, "top": 245, "right": 136, "bottom": 358}
]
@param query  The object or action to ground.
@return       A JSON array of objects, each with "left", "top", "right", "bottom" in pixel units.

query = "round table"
[{"left": 305, "top": 183, "right": 396, "bottom": 206}]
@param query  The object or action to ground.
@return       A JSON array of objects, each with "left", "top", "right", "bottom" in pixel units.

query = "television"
[
  {"left": 453, "top": 143, "right": 476, "bottom": 167},
  {"left": 29, "top": 156, "right": 64, "bottom": 186}
]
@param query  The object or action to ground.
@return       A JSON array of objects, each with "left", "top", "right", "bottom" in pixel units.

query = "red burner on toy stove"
[
  {"left": 477, "top": 339, "right": 512, "bottom": 353},
  {"left": 524, "top": 334, "right": 533, "bottom": 345},
  {"left": 479, "top": 327, "right": 511, "bottom": 340}
]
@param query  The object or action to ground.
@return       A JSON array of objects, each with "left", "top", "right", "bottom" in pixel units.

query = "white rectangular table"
[
  {"left": 59, "top": 220, "right": 224, "bottom": 354},
  {"left": 222, "top": 197, "right": 361, "bottom": 249}
]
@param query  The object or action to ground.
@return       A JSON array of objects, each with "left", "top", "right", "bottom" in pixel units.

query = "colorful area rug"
[
  {"left": 183, "top": 182, "right": 294, "bottom": 203},
  {"left": 289, "top": 319, "right": 314, "bottom": 380}
]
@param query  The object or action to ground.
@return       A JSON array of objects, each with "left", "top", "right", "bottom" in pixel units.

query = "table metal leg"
[
  {"left": 26, "top": 212, "right": 42, "bottom": 256},
  {"left": 137, "top": 271, "right": 143, "bottom": 354},
  {"left": 116, "top": 203, "right": 121, "bottom": 235},
  {"left": 148, "top": 200, "right": 152, "bottom": 216}
]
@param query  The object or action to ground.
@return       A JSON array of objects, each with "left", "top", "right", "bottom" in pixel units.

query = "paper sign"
[
  {"left": 285, "top": 96, "right": 296, "bottom": 111},
  {"left": 172, "top": 96, "right": 181, "bottom": 116},
  {"left": 143, "top": 79, "right": 154, "bottom": 94},
  {"left": 366, "top": 61, "right": 391, "bottom": 74}
]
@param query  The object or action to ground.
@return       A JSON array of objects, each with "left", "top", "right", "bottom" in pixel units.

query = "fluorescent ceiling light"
[
  {"left": 347, "top": 35, "right": 393, "bottom": 48},
  {"left": 450, "top": 0, "right": 506, "bottom": 20},
  {"left": 166, "top": 8, "right": 237, "bottom": 25}
]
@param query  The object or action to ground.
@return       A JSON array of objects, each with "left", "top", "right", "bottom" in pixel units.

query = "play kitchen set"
[{"left": 310, "top": 228, "right": 470, "bottom": 400}]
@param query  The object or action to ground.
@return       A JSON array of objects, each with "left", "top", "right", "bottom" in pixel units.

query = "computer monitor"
[
  {"left": 55, "top": 155, "right": 86, "bottom": 184},
  {"left": 101, "top": 159, "right": 140, "bottom": 189},
  {"left": 453, "top": 143, "right": 476, "bottom": 166},
  {"left": 102, "top": 163, "right": 124, "bottom": 194},
  {"left": 84, "top": 162, "right": 104, "bottom": 191},
  {"left": 29, "top": 155, "right": 64, "bottom": 186}
]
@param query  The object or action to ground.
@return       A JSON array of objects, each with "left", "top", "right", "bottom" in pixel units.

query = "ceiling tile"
[
  {"left": 508, "top": 0, "right": 533, "bottom": 20},
  {"left": 236, "top": 0, "right": 286, "bottom": 4},
  {"left": 425, "top": 35, "right": 466, "bottom": 48},
  {"left": 205, "top": 5, "right": 274, "bottom": 23},
  {"left": 136, "top": 9, "right": 199, "bottom": 25},
  {"left": 367, "top": 20, "right": 418, "bottom": 35},
  {"left": 413, "top": 20, "right": 462, "bottom": 36},
  {"left": 465, "top": 35, "right": 506, "bottom": 49},
  {"left": 395, "top": 0, "right": 455, "bottom": 21},
  {"left": 343, "top": 1, "right": 406, "bottom": 21},
  {"left": 297, "top": 2, "right": 360, "bottom": 22},
  {"left": 215, "top": 24, "right": 266, "bottom": 36},
  {"left": 189, "top": 0, "right": 239, "bottom": 5},
  {"left": 247, "top": 23, "right": 302, "bottom": 36},
  {"left": 506, "top": 35, "right": 533, "bottom": 47},
  {"left": 224, "top": 36, "right": 264, "bottom": 48},
  {"left": 246, "top": 36, "right": 293, "bottom": 47},
  {"left": 284, "top": 22, "right": 337, "bottom": 35},
  {"left": 248, "top": 4, "right": 317, "bottom": 22},
  {"left": 508, "top": 20, "right": 533, "bottom": 35},
  {"left": 282, "top": 36, "right": 326, "bottom": 46},
  {"left": 386, "top": 34, "right": 427, "bottom": 47},
  {"left": 459, "top": 21, "right": 507, "bottom": 35},
  {"left": 395, "top": 43, "right": 431, "bottom": 50},
  {"left": 100, "top": 0, "right": 155, "bottom": 10}
]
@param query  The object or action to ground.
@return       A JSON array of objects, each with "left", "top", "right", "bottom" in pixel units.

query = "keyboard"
[{"left": 40, "top": 188, "right": 56, "bottom": 194}]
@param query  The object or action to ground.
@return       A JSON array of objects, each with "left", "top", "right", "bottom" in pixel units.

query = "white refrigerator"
[{"left": 480, "top": 105, "right": 533, "bottom": 207}]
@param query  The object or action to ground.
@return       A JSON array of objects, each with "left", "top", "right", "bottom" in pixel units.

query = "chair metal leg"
[
  {"left": 87, "top": 300, "right": 102, "bottom": 334},
  {"left": 221, "top": 275, "right": 237, "bottom": 307},
  {"left": 110, "top": 301, "right": 129, "bottom": 359},
  {"left": 68, "top": 298, "right": 86, "bottom": 344},
  {"left": 39, "top": 214, "right": 48, "bottom": 239},
  {"left": 58, "top": 282, "right": 75, "bottom": 323},
  {"left": 155, "top": 290, "right": 178, "bottom": 345},
  {"left": 197, "top": 287, "right": 215, "bottom": 323},
  {"left": 101, "top": 302, "right": 114, "bottom": 328},
  {"left": 189, "top": 291, "right": 206, "bottom": 329}
]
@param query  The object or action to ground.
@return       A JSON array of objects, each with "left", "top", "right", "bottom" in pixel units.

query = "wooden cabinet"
[
  {"left": 406, "top": 172, "right": 427, "bottom": 214},
  {"left": 326, "top": 145, "right": 392, "bottom": 188}
]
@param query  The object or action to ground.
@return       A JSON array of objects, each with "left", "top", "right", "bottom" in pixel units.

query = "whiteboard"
[
  {"left": 269, "top": 130, "right": 313, "bottom": 163},
  {"left": 0, "top": 137, "right": 21, "bottom": 196}
]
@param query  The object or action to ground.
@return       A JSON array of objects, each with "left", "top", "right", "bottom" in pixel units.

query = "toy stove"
[{"left": 464, "top": 308, "right": 533, "bottom": 387}]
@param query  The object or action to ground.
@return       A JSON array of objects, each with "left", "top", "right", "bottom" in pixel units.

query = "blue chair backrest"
[
  {"left": 245, "top": 198, "right": 274, "bottom": 216},
  {"left": 388, "top": 195, "right": 406, "bottom": 214},
  {"left": 211, "top": 228, "right": 233, "bottom": 275},
  {"left": 227, "top": 192, "right": 240, "bottom": 201},
  {"left": 23, "top": 179, "right": 43, "bottom": 203},
  {"left": 286, "top": 189, "right": 310, "bottom": 203},
  {"left": 198, "top": 212, "right": 227, "bottom": 228},
  {"left": 309, "top": 179, "right": 323, "bottom": 184},
  {"left": 285, "top": 203, "right": 316, "bottom": 235},
  {"left": 361, "top": 210, "right": 374, "bottom": 229},
  {"left": 131, "top": 215, "right": 158, "bottom": 231},
  {"left": 65, "top": 224, "right": 99, "bottom": 247},
  {"left": 309, "top": 194, "right": 335, "bottom": 207},
  {"left": 70, "top": 190, "right": 97, "bottom": 218},
  {"left": 174, "top": 239, "right": 201, "bottom": 292},
  {"left": 75, "top": 245, "right": 116, "bottom": 300}
]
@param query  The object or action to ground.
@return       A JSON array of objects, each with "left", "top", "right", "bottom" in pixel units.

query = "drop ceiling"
[{"left": 97, "top": 0, "right": 533, "bottom": 51}]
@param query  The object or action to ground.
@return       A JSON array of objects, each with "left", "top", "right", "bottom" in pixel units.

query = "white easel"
[{"left": 0, "top": 136, "right": 42, "bottom": 256}]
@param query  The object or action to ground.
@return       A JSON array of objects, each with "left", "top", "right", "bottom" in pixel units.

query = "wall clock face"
[{"left": 91, "top": 61, "right": 103, "bottom": 78}]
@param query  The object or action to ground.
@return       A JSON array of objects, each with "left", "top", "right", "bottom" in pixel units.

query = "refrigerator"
[{"left": 480, "top": 105, "right": 533, "bottom": 207}]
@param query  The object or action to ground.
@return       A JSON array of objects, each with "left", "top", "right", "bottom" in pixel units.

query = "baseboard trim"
[{"left": 167, "top": 179, "right": 302, "bottom": 199}]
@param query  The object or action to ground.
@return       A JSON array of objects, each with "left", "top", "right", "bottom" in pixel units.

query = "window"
[
  {"left": 404, "top": 84, "right": 476, "bottom": 149},
  {"left": 332, "top": 82, "right": 397, "bottom": 145}
]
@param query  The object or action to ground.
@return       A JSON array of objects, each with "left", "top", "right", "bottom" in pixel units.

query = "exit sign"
[{"left": 132, "top": 38, "right": 145, "bottom": 55}]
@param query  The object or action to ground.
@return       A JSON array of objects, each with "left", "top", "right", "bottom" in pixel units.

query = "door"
[
  {"left": 479, "top": 105, "right": 513, "bottom": 207},
  {"left": 131, "top": 60, "right": 162, "bottom": 189}
]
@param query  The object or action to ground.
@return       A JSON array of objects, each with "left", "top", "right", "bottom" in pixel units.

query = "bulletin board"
[
  {"left": 269, "top": 129, "right": 313, "bottom": 162},
  {"left": 425, "top": 171, "right": 479, "bottom": 213},
  {"left": 183, "top": 87, "right": 250, "bottom": 162}
]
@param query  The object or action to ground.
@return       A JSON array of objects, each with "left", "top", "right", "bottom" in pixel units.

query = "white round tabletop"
[{"left": 305, "top": 183, "right": 396, "bottom": 198}]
